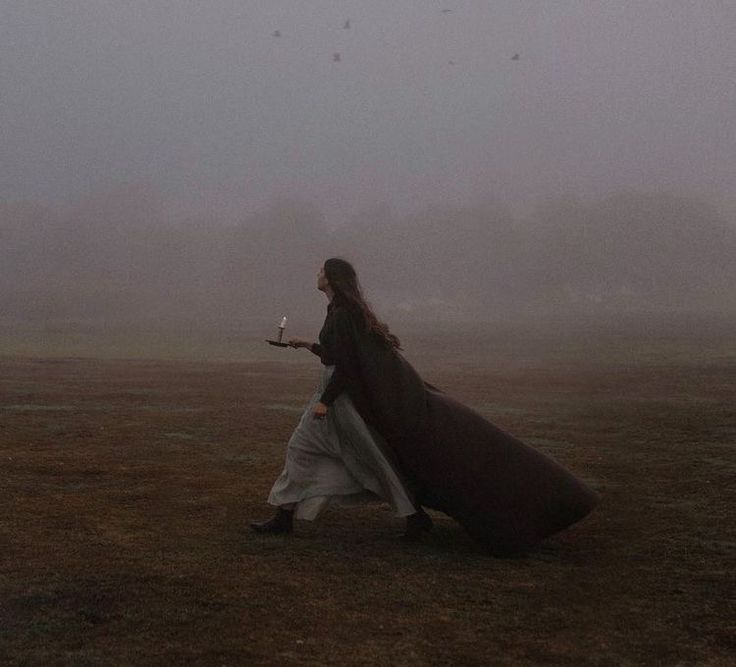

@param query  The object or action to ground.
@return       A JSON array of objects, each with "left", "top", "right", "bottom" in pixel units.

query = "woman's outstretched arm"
[{"left": 288, "top": 338, "right": 322, "bottom": 356}]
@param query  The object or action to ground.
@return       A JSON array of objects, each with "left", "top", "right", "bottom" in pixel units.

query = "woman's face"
[{"left": 317, "top": 266, "right": 329, "bottom": 292}]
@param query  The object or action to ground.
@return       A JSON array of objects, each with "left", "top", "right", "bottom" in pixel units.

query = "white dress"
[{"left": 267, "top": 366, "right": 416, "bottom": 520}]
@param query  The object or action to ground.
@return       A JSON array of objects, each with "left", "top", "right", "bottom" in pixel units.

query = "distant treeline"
[{"left": 2, "top": 187, "right": 735, "bottom": 325}]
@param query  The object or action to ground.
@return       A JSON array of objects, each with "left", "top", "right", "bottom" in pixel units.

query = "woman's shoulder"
[
  {"left": 329, "top": 303, "right": 373, "bottom": 341},
  {"left": 330, "top": 304, "right": 358, "bottom": 331},
  {"left": 328, "top": 299, "right": 353, "bottom": 318},
  {"left": 323, "top": 301, "right": 353, "bottom": 331}
]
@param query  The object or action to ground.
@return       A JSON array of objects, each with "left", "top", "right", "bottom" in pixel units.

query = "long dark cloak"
[{"left": 329, "top": 307, "right": 599, "bottom": 555}]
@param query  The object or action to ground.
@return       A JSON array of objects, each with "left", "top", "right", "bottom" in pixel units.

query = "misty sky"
[{"left": 1, "top": 1, "right": 734, "bottom": 224}]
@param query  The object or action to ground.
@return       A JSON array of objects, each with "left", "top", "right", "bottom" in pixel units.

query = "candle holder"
[{"left": 266, "top": 316, "right": 290, "bottom": 347}]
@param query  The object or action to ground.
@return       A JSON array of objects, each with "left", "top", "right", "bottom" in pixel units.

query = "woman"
[
  {"left": 250, "top": 259, "right": 433, "bottom": 538},
  {"left": 252, "top": 258, "right": 599, "bottom": 555}
]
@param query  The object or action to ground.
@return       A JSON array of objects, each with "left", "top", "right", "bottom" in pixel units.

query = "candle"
[{"left": 277, "top": 316, "right": 287, "bottom": 343}]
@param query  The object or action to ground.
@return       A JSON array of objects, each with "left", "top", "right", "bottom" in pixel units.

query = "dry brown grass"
[{"left": 1, "top": 334, "right": 734, "bottom": 665}]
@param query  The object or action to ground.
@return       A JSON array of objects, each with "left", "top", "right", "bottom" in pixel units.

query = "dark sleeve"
[
  {"left": 318, "top": 308, "right": 357, "bottom": 406},
  {"left": 310, "top": 343, "right": 323, "bottom": 356},
  {"left": 319, "top": 364, "right": 347, "bottom": 406}
]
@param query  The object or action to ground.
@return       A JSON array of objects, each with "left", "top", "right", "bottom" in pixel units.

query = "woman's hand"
[
  {"left": 313, "top": 402, "right": 328, "bottom": 420},
  {"left": 288, "top": 337, "right": 310, "bottom": 349}
]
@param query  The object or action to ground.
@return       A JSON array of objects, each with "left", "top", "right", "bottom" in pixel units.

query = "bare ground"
[{"left": 0, "top": 335, "right": 734, "bottom": 666}]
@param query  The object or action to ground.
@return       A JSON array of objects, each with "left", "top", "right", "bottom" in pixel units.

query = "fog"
[
  {"left": 3, "top": 190, "right": 735, "bottom": 332},
  {"left": 1, "top": 2, "right": 734, "bottom": 330}
]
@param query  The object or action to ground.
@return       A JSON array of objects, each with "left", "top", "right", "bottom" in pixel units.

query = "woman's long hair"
[{"left": 324, "top": 258, "right": 401, "bottom": 350}]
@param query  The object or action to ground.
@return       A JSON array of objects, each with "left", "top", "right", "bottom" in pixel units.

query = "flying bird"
[
  {"left": 333, "top": 53, "right": 341, "bottom": 62},
  {"left": 272, "top": 30, "right": 281, "bottom": 38},
  {"left": 344, "top": 19, "right": 350, "bottom": 29},
  {"left": 448, "top": 60, "right": 455, "bottom": 66},
  {"left": 441, "top": 9, "right": 452, "bottom": 14},
  {"left": 511, "top": 53, "right": 520, "bottom": 60}
]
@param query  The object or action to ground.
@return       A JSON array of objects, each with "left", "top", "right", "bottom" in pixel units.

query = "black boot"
[
  {"left": 250, "top": 507, "right": 294, "bottom": 535},
  {"left": 403, "top": 507, "right": 434, "bottom": 539}
]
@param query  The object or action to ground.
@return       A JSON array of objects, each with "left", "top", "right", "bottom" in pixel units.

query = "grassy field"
[{"left": 0, "top": 325, "right": 734, "bottom": 665}]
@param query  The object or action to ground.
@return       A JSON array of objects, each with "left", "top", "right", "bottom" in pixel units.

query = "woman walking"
[
  {"left": 252, "top": 258, "right": 598, "bottom": 555},
  {"left": 250, "top": 259, "right": 432, "bottom": 538}
]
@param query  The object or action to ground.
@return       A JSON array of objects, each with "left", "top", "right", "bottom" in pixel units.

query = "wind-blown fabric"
[
  {"left": 323, "top": 303, "right": 599, "bottom": 554},
  {"left": 267, "top": 365, "right": 417, "bottom": 520}
]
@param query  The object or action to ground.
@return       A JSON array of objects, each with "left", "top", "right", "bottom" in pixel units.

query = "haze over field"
[{"left": 2, "top": 2, "right": 734, "bottom": 327}]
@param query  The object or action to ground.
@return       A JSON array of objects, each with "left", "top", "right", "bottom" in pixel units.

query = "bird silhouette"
[
  {"left": 344, "top": 19, "right": 350, "bottom": 29},
  {"left": 511, "top": 53, "right": 520, "bottom": 60},
  {"left": 441, "top": 9, "right": 452, "bottom": 14},
  {"left": 448, "top": 60, "right": 455, "bottom": 66},
  {"left": 333, "top": 53, "right": 341, "bottom": 62},
  {"left": 272, "top": 30, "right": 281, "bottom": 38}
]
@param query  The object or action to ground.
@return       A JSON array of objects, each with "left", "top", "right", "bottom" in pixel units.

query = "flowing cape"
[{"left": 330, "top": 307, "right": 599, "bottom": 554}]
